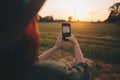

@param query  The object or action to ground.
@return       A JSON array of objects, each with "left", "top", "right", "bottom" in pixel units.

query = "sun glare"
[
  {"left": 73, "top": 1, "right": 88, "bottom": 21},
  {"left": 76, "top": 12, "right": 85, "bottom": 21}
]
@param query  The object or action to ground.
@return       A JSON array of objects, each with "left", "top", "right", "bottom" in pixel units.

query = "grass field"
[
  {"left": 38, "top": 22, "right": 120, "bottom": 64},
  {"left": 38, "top": 22, "right": 120, "bottom": 80}
]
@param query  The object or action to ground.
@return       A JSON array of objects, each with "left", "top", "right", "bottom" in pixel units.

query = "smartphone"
[{"left": 62, "top": 23, "right": 71, "bottom": 40}]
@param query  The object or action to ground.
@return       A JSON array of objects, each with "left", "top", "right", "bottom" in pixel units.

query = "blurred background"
[{"left": 38, "top": 0, "right": 120, "bottom": 80}]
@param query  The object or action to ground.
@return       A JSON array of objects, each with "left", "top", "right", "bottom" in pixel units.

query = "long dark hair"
[{"left": 0, "top": 16, "right": 40, "bottom": 79}]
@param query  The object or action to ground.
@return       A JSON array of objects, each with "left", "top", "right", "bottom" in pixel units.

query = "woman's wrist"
[
  {"left": 54, "top": 45, "right": 59, "bottom": 50},
  {"left": 72, "top": 40, "right": 79, "bottom": 46}
]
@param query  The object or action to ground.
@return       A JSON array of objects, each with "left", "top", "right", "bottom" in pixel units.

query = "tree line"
[
  {"left": 39, "top": 16, "right": 67, "bottom": 22},
  {"left": 105, "top": 2, "right": 120, "bottom": 24}
]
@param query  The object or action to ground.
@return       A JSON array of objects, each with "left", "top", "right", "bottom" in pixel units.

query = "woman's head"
[
  {"left": 0, "top": 0, "right": 46, "bottom": 70},
  {"left": 0, "top": 0, "right": 46, "bottom": 54},
  {"left": 0, "top": 0, "right": 46, "bottom": 63},
  {"left": 0, "top": 0, "right": 45, "bottom": 79},
  {"left": 0, "top": 16, "right": 40, "bottom": 80},
  {"left": 0, "top": 15, "right": 39, "bottom": 67}
]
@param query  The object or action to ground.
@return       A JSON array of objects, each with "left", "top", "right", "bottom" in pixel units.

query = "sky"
[{"left": 38, "top": 0, "right": 120, "bottom": 21}]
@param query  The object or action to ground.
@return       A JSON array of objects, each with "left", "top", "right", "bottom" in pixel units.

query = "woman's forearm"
[
  {"left": 74, "top": 41, "right": 85, "bottom": 64},
  {"left": 38, "top": 33, "right": 63, "bottom": 62},
  {"left": 38, "top": 46, "right": 58, "bottom": 61}
]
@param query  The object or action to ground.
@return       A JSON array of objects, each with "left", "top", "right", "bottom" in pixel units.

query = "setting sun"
[{"left": 74, "top": 4, "right": 87, "bottom": 21}]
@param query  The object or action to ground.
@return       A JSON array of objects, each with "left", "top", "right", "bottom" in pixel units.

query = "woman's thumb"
[{"left": 66, "top": 37, "right": 70, "bottom": 40}]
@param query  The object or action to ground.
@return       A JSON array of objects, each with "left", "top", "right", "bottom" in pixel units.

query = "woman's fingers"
[{"left": 57, "top": 33, "right": 62, "bottom": 39}]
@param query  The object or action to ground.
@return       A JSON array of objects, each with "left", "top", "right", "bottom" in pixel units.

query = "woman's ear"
[
  {"left": 25, "top": 16, "right": 40, "bottom": 42},
  {"left": 37, "top": 15, "right": 40, "bottom": 22}
]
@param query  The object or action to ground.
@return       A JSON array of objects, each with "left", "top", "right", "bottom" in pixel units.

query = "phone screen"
[
  {"left": 63, "top": 26, "right": 70, "bottom": 33},
  {"left": 62, "top": 23, "right": 71, "bottom": 40}
]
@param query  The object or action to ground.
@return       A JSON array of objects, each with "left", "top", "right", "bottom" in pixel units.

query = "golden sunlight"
[
  {"left": 74, "top": 1, "right": 88, "bottom": 21},
  {"left": 39, "top": 0, "right": 120, "bottom": 21},
  {"left": 75, "top": 11, "right": 86, "bottom": 21}
]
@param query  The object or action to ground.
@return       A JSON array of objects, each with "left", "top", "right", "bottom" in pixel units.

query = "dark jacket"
[{"left": 21, "top": 61, "right": 89, "bottom": 80}]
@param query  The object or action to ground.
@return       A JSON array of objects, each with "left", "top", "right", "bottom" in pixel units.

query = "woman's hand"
[
  {"left": 66, "top": 33, "right": 85, "bottom": 64},
  {"left": 66, "top": 33, "right": 78, "bottom": 46},
  {"left": 55, "top": 33, "right": 63, "bottom": 49}
]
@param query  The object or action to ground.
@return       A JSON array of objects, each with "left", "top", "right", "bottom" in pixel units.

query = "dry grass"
[
  {"left": 38, "top": 22, "right": 120, "bottom": 80},
  {"left": 58, "top": 57, "right": 120, "bottom": 80}
]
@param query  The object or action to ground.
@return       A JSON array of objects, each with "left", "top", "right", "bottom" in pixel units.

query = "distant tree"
[
  {"left": 45, "top": 16, "right": 54, "bottom": 21},
  {"left": 97, "top": 20, "right": 101, "bottom": 23},
  {"left": 54, "top": 19, "right": 66, "bottom": 22},
  {"left": 109, "top": 2, "right": 120, "bottom": 16},
  {"left": 105, "top": 2, "right": 120, "bottom": 23},
  {"left": 77, "top": 19, "right": 80, "bottom": 22},
  {"left": 68, "top": 16, "right": 72, "bottom": 22},
  {"left": 39, "top": 16, "right": 54, "bottom": 22}
]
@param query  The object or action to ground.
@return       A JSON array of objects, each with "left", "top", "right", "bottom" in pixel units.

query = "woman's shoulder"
[
  {"left": 21, "top": 61, "right": 67, "bottom": 80},
  {"left": 21, "top": 61, "right": 89, "bottom": 80}
]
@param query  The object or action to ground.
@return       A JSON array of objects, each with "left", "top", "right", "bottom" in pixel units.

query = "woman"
[{"left": 0, "top": 0, "right": 89, "bottom": 80}]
